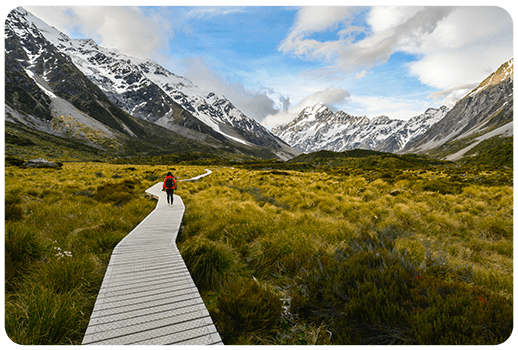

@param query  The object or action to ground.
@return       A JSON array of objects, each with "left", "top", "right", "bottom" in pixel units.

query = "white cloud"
[
  {"left": 26, "top": 6, "right": 173, "bottom": 59},
  {"left": 367, "top": 6, "right": 422, "bottom": 33},
  {"left": 184, "top": 6, "right": 246, "bottom": 19},
  {"left": 296, "top": 88, "right": 351, "bottom": 110},
  {"left": 406, "top": 7, "right": 513, "bottom": 97},
  {"left": 280, "top": 6, "right": 454, "bottom": 72},
  {"left": 279, "top": 7, "right": 361, "bottom": 63},
  {"left": 279, "top": 6, "right": 513, "bottom": 106},
  {"left": 287, "top": 6, "right": 355, "bottom": 36},
  {"left": 427, "top": 84, "right": 476, "bottom": 108}
]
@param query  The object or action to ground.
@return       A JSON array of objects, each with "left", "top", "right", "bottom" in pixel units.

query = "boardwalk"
[{"left": 82, "top": 170, "right": 222, "bottom": 345}]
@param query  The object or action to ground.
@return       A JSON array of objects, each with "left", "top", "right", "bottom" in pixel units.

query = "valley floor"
[{"left": 4, "top": 161, "right": 513, "bottom": 345}]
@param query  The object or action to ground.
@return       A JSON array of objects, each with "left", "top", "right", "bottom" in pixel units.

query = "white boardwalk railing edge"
[{"left": 82, "top": 169, "right": 222, "bottom": 345}]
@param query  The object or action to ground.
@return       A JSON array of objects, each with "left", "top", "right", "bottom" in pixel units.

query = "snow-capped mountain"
[
  {"left": 272, "top": 104, "right": 449, "bottom": 154},
  {"left": 5, "top": 7, "right": 143, "bottom": 145},
  {"left": 402, "top": 58, "right": 513, "bottom": 159},
  {"left": 5, "top": 7, "right": 298, "bottom": 160},
  {"left": 4, "top": 7, "right": 299, "bottom": 159}
]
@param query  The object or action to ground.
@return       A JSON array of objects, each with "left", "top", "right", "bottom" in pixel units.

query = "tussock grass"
[
  {"left": 5, "top": 161, "right": 512, "bottom": 345},
  {"left": 181, "top": 236, "right": 241, "bottom": 290},
  {"left": 4, "top": 162, "right": 208, "bottom": 344},
  {"left": 213, "top": 277, "right": 283, "bottom": 344},
  {"left": 178, "top": 165, "right": 512, "bottom": 345}
]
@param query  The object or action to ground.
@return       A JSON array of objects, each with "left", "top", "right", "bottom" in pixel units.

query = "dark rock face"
[
  {"left": 24, "top": 158, "right": 62, "bottom": 168},
  {"left": 403, "top": 78, "right": 513, "bottom": 153}
]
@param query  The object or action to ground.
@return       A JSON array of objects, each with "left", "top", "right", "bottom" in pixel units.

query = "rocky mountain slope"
[
  {"left": 402, "top": 59, "right": 513, "bottom": 160},
  {"left": 272, "top": 104, "right": 449, "bottom": 154},
  {"left": 25, "top": 7, "right": 296, "bottom": 159},
  {"left": 5, "top": 8, "right": 148, "bottom": 152},
  {"left": 4, "top": 7, "right": 298, "bottom": 160}
]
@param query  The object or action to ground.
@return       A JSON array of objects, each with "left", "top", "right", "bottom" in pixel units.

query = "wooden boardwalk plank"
[{"left": 82, "top": 172, "right": 222, "bottom": 345}]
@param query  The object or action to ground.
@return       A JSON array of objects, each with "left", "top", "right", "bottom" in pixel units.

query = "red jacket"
[{"left": 163, "top": 175, "right": 177, "bottom": 190}]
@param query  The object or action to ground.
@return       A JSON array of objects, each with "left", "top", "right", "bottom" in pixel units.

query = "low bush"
[
  {"left": 214, "top": 277, "right": 283, "bottom": 344},
  {"left": 410, "top": 179, "right": 464, "bottom": 195},
  {"left": 94, "top": 179, "right": 141, "bottom": 205},
  {"left": 180, "top": 236, "right": 241, "bottom": 290},
  {"left": 289, "top": 227, "right": 512, "bottom": 345}
]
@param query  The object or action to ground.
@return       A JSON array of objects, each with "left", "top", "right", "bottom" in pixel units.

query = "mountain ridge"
[
  {"left": 5, "top": 7, "right": 512, "bottom": 164},
  {"left": 271, "top": 103, "right": 449, "bottom": 154},
  {"left": 272, "top": 58, "right": 513, "bottom": 161},
  {"left": 26, "top": 7, "right": 297, "bottom": 159},
  {"left": 402, "top": 58, "right": 513, "bottom": 160},
  {"left": 4, "top": 7, "right": 299, "bottom": 161}
]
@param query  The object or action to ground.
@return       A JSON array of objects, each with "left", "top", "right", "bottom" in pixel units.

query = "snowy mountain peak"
[
  {"left": 469, "top": 58, "right": 513, "bottom": 97},
  {"left": 272, "top": 104, "right": 449, "bottom": 154},
  {"left": 303, "top": 103, "right": 329, "bottom": 114},
  {"left": 296, "top": 103, "right": 333, "bottom": 122},
  {"left": 5, "top": 7, "right": 299, "bottom": 160}
]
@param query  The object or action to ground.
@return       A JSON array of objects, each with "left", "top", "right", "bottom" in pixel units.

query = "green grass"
[
  {"left": 176, "top": 165, "right": 513, "bottom": 345},
  {"left": 5, "top": 159, "right": 513, "bottom": 345},
  {"left": 4, "top": 162, "right": 209, "bottom": 344}
]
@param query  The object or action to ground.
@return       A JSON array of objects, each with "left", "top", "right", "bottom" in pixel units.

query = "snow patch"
[{"left": 445, "top": 121, "right": 513, "bottom": 161}]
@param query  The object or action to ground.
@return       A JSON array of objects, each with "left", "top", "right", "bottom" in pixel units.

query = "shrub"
[
  {"left": 289, "top": 227, "right": 512, "bottom": 344},
  {"left": 214, "top": 278, "right": 283, "bottom": 343},
  {"left": 410, "top": 179, "right": 464, "bottom": 195},
  {"left": 94, "top": 179, "right": 140, "bottom": 205},
  {"left": 5, "top": 223, "right": 45, "bottom": 291},
  {"left": 180, "top": 237, "right": 241, "bottom": 290}
]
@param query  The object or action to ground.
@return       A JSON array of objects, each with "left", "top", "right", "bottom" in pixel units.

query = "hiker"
[{"left": 163, "top": 171, "right": 177, "bottom": 206}]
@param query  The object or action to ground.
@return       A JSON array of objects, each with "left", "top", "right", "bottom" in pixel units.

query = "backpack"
[{"left": 165, "top": 177, "right": 175, "bottom": 189}]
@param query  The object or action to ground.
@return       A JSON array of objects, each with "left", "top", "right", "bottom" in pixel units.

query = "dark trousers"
[{"left": 166, "top": 189, "right": 174, "bottom": 204}]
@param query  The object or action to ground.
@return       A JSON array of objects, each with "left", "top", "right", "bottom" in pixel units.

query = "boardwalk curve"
[{"left": 82, "top": 169, "right": 221, "bottom": 345}]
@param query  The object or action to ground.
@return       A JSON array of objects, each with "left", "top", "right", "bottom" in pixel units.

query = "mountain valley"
[{"left": 4, "top": 7, "right": 513, "bottom": 167}]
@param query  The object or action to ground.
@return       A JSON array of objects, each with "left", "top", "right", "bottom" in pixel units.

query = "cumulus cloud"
[
  {"left": 26, "top": 6, "right": 173, "bottom": 59},
  {"left": 262, "top": 88, "right": 350, "bottom": 128},
  {"left": 406, "top": 7, "right": 513, "bottom": 94},
  {"left": 279, "top": 6, "right": 363, "bottom": 63},
  {"left": 280, "top": 6, "right": 453, "bottom": 72},
  {"left": 279, "top": 6, "right": 513, "bottom": 105}
]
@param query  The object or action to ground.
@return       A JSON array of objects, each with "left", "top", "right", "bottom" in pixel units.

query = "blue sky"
[{"left": 16, "top": 2, "right": 514, "bottom": 127}]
